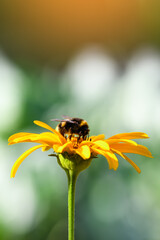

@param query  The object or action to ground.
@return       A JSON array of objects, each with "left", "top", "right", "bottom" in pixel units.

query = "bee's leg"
[
  {"left": 68, "top": 134, "right": 72, "bottom": 141},
  {"left": 78, "top": 133, "right": 81, "bottom": 142},
  {"left": 64, "top": 134, "right": 67, "bottom": 140},
  {"left": 83, "top": 135, "right": 86, "bottom": 140}
]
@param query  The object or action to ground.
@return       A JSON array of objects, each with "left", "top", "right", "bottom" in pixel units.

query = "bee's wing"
[
  {"left": 62, "top": 115, "right": 72, "bottom": 119},
  {"left": 51, "top": 119, "right": 62, "bottom": 122},
  {"left": 51, "top": 115, "right": 71, "bottom": 121},
  {"left": 51, "top": 118, "right": 75, "bottom": 124},
  {"left": 64, "top": 120, "right": 75, "bottom": 124}
]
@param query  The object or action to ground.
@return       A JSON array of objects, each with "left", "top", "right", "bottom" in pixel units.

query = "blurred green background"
[{"left": 0, "top": 1, "right": 160, "bottom": 239}]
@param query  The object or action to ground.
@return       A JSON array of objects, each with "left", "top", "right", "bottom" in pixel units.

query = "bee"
[{"left": 51, "top": 116, "right": 90, "bottom": 142}]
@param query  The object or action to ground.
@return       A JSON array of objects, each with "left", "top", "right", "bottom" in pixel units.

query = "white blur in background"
[
  {"left": 0, "top": 139, "right": 37, "bottom": 233},
  {"left": 66, "top": 47, "right": 119, "bottom": 104},
  {"left": 0, "top": 52, "right": 24, "bottom": 134},
  {"left": 121, "top": 49, "right": 160, "bottom": 133},
  {"left": 63, "top": 47, "right": 160, "bottom": 137}
]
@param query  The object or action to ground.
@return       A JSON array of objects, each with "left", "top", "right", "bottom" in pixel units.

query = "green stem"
[{"left": 67, "top": 170, "right": 78, "bottom": 240}]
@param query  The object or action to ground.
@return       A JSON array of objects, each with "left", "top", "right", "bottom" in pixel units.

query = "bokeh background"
[{"left": 0, "top": 1, "right": 160, "bottom": 239}]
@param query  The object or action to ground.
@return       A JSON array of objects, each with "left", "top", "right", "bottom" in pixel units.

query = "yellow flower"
[{"left": 8, "top": 120, "right": 153, "bottom": 178}]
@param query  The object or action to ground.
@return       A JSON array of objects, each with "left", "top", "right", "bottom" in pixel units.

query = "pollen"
[{"left": 67, "top": 134, "right": 83, "bottom": 148}]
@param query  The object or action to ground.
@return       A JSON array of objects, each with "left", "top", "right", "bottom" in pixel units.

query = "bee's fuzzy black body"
[{"left": 52, "top": 117, "right": 89, "bottom": 140}]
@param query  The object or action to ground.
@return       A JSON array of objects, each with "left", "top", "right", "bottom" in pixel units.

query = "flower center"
[{"left": 65, "top": 134, "right": 83, "bottom": 148}]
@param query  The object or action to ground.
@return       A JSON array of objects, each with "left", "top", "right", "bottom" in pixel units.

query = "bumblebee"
[{"left": 51, "top": 116, "right": 90, "bottom": 142}]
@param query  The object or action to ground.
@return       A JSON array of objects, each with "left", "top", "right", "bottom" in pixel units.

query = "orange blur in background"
[{"left": 0, "top": 0, "right": 160, "bottom": 67}]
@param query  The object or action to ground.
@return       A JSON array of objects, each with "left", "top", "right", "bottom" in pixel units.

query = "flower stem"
[{"left": 67, "top": 170, "right": 77, "bottom": 240}]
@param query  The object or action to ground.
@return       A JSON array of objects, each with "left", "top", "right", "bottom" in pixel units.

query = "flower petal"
[
  {"left": 9, "top": 132, "right": 61, "bottom": 147},
  {"left": 34, "top": 120, "right": 56, "bottom": 133},
  {"left": 91, "top": 147, "right": 118, "bottom": 170},
  {"left": 90, "top": 134, "right": 105, "bottom": 141},
  {"left": 108, "top": 132, "right": 149, "bottom": 140},
  {"left": 11, "top": 144, "right": 44, "bottom": 178},
  {"left": 8, "top": 132, "right": 32, "bottom": 142},
  {"left": 33, "top": 132, "right": 62, "bottom": 145},
  {"left": 79, "top": 140, "right": 92, "bottom": 147},
  {"left": 122, "top": 154, "right": 141, "bottom": 173},
  {"left": 42, "top": 146, "right": 51, "bottom": 152},
  {"left": 106, "top": 139, "right": 137, "bottom": 146},
  {"left": 93, "top": 140, "right": 110, "bottom": 151},
  {"left": 111, "top": 148, "right": 141, "bottom": 173},
  {"left": 53, "top": 144, "right": 61, "bottom": 152},
  {"left": 34, "top": 120, "right": 66, "bottom": 144},
  {"left": 8, "top": 134, "right": 38, "bottom": 145},
  {"left": 104, "top": 151, "right": 119, "bottom": 170},
  {"left": 76, "top": 145, "right": 91, "bottom": 159},
  {"left": 91, "top": 147, "right": 112, "bottom": 169},
  {"left": 109, "top": 143, "right": 153, "bottom": 158},
  {"left": 57, "top": 142, "right": 73, "bottom": 153}
]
